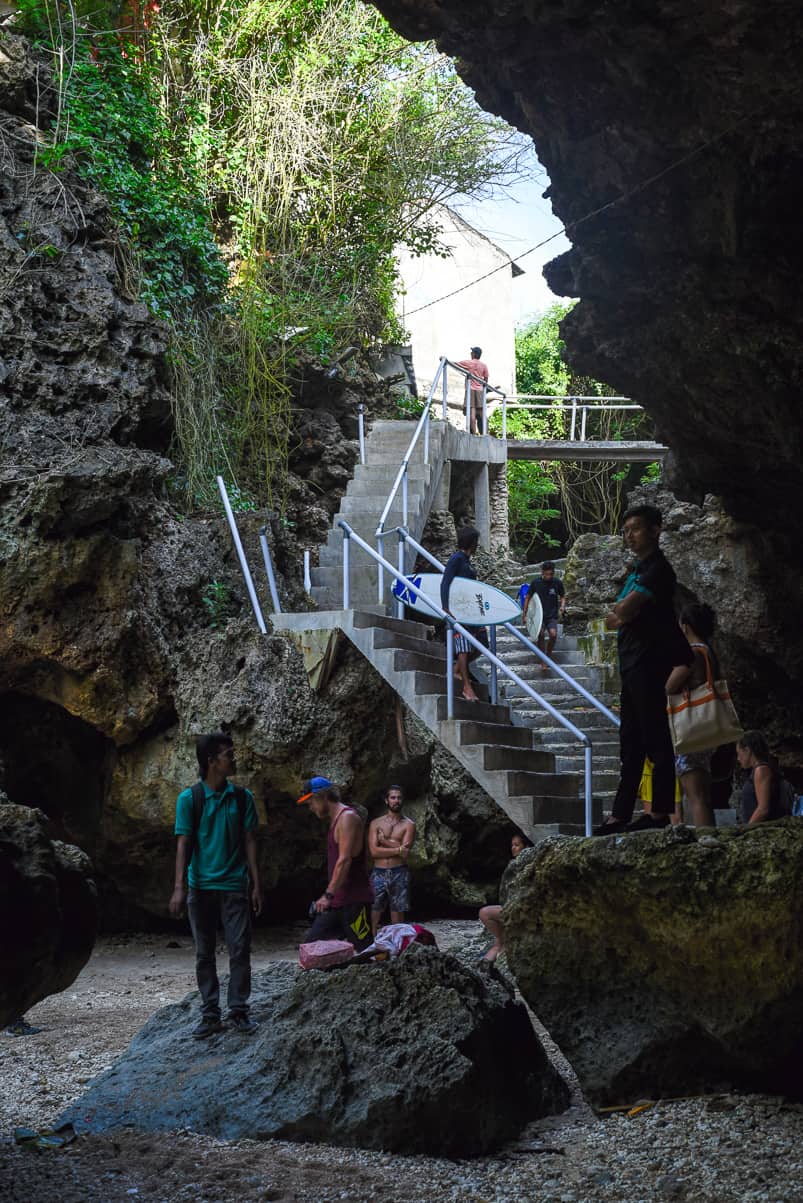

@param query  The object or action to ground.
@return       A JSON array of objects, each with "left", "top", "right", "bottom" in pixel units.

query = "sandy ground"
[{"left": 2, "top": 923, "right": 802, "bottom": 1203}]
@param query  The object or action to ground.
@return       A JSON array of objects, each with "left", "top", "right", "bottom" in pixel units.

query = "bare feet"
[{"left": 461, "top": 689, "right": 479, "bottom": 702}]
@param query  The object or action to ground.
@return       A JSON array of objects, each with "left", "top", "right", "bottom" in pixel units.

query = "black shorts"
[{"left": 303, "top": 902, "right": 372, "bottom": 951}]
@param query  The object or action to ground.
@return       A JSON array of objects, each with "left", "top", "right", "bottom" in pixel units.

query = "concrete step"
[
  {"left": 518, "top": 707, "right": 617, "bottom": 731},
  {"left": 532, "top": 726, "right": 619, "bottom": 746},
  {"left": 353, "top": 612, "right": 434, "bottom": 637},
  {"left": 353, "top": 463, "right": 431, "bottom": 483},
  {"left": 456, "top": 721, "right": 534, "bottom": 749},
  {"left": 479, "top": 744, "right": 555, "bottom": 773},
  {"left": 508, "top": 795, "right": 602, "bottom": 826},
  {"left": 436, "top": 696, "right": 512, "bottom": 724},
  {"left": 555, "top": 754, "right": 620, "bottom": 774},
  {"left": 392, "top": 648, "right": 449, "bottom": 676},
  {"left": 371, "top": 629, "right": 445, "bottom": 659},
  {"left": 484, "top": 768, "right": 580, "bottom": 798}
]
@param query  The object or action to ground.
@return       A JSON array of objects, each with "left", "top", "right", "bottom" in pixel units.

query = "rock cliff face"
[
  {"left": 0, "top": 801, "right": 98, "bottom": 1026},
  {"left": 369, "top": 0, "right": 803, "bottom": 759},
  {"left": 0, "top": 33, "right": 511, "bottom": 924},
  {"left": 503, "top": 822, "right": 803, "bottom": 1105}
]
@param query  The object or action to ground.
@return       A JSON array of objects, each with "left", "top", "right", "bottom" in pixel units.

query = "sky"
[{"left": 452, "top": 143, "right": 574, "bottom": 325}]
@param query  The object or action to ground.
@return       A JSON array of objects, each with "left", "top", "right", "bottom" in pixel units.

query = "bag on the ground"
[
  {"left": 298, "top": 939, "right": 355, "bottom": 971},
  {"left": 666, "top": 647, "right": 743, "bottom": 754}
]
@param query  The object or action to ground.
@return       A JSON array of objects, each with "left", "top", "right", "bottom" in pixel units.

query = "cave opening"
[{"left": 0, "top": 692, "right": 114, "bottom": 858}]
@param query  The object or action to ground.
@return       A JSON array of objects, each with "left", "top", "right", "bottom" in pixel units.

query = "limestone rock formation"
[
  {"left": 62, "top": 947, "right": 569, "bottom": 1153},
  {"left": 0, "top": 800, "right": 98, "bottom": 1026},
  {"left": 0, "top": 33, "right": 514, "bottom": 922},
  {"left": 368, "top": 1, "right": 803, "bottom": 760},
  {"left": 503, "top": 821, "right": 803, "bottom": 1105}
]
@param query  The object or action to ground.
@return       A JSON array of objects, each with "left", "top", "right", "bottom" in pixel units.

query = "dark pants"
[
  {"left": 187, "top": 888, "right": 251, "bottom": 1020},
  {"left": 303, "top": 902, "right": 372, "bottom": 951},
  {"left": 612, "top": 658, "right": 677, "bottom": 822}
]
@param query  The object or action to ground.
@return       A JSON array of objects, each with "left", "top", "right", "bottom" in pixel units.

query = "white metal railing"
[
  {"left": 500, "top": 395, "right": 642, "bottom": 441},
  {"left": 338, "top": 518, "right": 597, "bottom": 836},
  {"left": 374, "top": 355, "right": 507, "bottom": 603},
  {"left": 391, "top": 525, "right": 619, "bottom": 729}
]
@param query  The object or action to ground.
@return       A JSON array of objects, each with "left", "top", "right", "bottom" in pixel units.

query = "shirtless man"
[{"left": 368, "top": 785, "right": 417, "bottom": 935}]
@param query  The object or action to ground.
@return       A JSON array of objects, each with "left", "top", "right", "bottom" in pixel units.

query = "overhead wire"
[{"left": 404, "top": 101, "right": 774, "bottom": 316}]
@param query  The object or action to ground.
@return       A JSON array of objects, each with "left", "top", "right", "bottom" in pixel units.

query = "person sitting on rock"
[
  {"left": 169, "top": 732, "right": 262, "bottom": 1040},
  {"left": 478, "top": 832, "right": 530, "bottom": 964},
  {"left": 737, "top": 731, "right": 785, "bottom": 823},
  {"left": 368, "top": 784, "right": 416, "bottom": 935},
  {"left": 297, "top": 776, "right": 374, "bottom": 951}
]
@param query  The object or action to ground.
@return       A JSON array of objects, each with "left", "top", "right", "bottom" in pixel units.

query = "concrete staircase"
[
  {"left": 479, "top": 560, "right": 621, "bottom": 811},
  {"left": 309, "top": 419, "right": 448, "bottom": 610},
  {"left": 273, "top": 608, "right": 600, "bottom": 839}
]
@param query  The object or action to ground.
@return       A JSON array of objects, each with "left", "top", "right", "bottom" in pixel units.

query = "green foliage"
[
  {"left": 201, "top": 580, "right": 234, "bottom": 629},
  {"left": 515, "top": 303, "right": 574, "bottom": 396},
  {"left": 506, "top": 462, "right": 561, "bottom": 555},
  {"left": 503, "top": 303, "right": 658, "bottom": 546},
  {"left": 18, "top": 0, "right": 529, "bottom": 511}
]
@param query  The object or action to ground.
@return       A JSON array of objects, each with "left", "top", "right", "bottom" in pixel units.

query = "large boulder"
[
  {"left": 61, "top": 947, "right": 569, "bottom": 1154},
  {"left": 0, "top": 800, "right": 98, "bottom": 1026},
  {"left": 503, "top": 821, "right": 803, "bottom": 1105}
]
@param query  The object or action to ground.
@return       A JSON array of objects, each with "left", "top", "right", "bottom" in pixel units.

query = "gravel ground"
[{"left": 2, "top": 922, "right": 802, "bottom": 1203}]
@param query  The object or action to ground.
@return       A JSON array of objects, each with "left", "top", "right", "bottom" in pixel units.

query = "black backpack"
[{"left": 189, "top": 781, "right": 248, "bottom": 850}]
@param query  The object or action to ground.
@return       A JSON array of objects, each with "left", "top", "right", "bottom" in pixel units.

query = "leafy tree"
[{"left": 18, "top": 0, "right": 530, "bottom": 507}]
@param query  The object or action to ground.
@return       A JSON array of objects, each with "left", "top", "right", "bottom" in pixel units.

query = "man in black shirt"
[
  {"left": 522, "top": 561, "right": 566, "bottom": 669},
  {"left": 594, "top": 504, "right": 693, "bottom": 834}
]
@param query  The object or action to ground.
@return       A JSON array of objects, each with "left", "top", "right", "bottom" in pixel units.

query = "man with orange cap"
[{"left": 296, "top": 776, "right": 373, "bottom": 950}]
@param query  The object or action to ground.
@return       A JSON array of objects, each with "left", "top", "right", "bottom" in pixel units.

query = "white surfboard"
[
  {"left": 392, "top": 572, "right": 522, "bottom": 626},
  {"left": 524, "top": 592, "right": 544, "bottom": 641}
]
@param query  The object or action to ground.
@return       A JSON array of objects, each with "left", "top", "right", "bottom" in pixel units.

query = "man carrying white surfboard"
[
  {"left": 440, "top": 526, "right": 486, "bottom": 701},
  {"left": 522, "top": 561, "right": 567, "bottom": 671}
]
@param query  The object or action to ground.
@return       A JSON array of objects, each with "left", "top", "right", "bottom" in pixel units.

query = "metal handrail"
[
  {"left": 391, "top": 526, "right": 619, "bottom": 731},
  {"left": 501, "top": 395, "right": 643, "bottom": 441},
  {"left": 374, "top": 356, "right": 508, "bottom": 603},
  {"left": 338, "top": 518, "right": 595, "bottom": 836}
]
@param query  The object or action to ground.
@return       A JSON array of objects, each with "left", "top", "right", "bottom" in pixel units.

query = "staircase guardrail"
[
  {"left": 501, "top": 395, "right": 641, "bottom": 441},
  {"left": 391, "top": 526, "right": 619, "bottom": 732},
  {"left": 338, "top": 518, "right": 596, "bottom": 836},
  {"left": 374, "top": 356, "right": 506, "bottom": 604}
]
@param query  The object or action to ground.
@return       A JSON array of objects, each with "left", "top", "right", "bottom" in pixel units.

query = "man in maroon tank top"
[{"left": 297, "top": 776, "right": 373, "bottom": 950}]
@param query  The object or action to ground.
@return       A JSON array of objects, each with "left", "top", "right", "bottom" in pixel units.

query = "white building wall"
[{"left": 396, "top": 206, "right": 519, "bottom": 426}]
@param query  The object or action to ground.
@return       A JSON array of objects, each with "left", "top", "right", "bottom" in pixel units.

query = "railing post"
[
  {"left": 584, "top": 741, "right": 593, "bottom": 837},
  {"left": 481, "top": 385, "right": 488, "bottom": 436},
  {"left": 342, "top": 527, "right": 351, "bottom": 609},
  {"left": 303, "top": 549, "right": 312, "bottom": 595},
  {"left": 502, "top": 395, "right": 507, "bottom": 441},
  {"left": 396, "top": 530, "right": 406, "bottom": 620},
  {"left": 465, "top": 377, "right": 471, "bottom": 433},
  {"left": 446, "top": 624, "right": 454, "bottom": 719},
  {"left": 376, "top": 530, "right": 384, "bottom": 604},
  {"left": 259, "top": 526, "right": 282, "bottom": 614},
  {"left": 570, "top": 396, "right": 577, "bottom": 441},
  {"left": 580, "top": 404, "right": 587, "bottom": 441},
  {"left": 216, "top": 476, "right": 267, "bottom": 635},
  {"left": 402, "top": 465, "right": 408, "bottom": 527},
  {"left": 442, "top": 362, "right": 448, "bottom": 421},
  {"left": 357, "top": 403, "right": 366, "bottom": 465},
  {"left": 424, "top": 406, "right": 430, "bottom": 465},
  {"left": 489, "top": 624, "right": 498, "bottom": 705}
]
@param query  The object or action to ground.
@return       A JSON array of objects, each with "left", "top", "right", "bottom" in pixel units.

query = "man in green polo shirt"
[{"left": 169, "top": 731, "right": 262, "bottom": 1039}]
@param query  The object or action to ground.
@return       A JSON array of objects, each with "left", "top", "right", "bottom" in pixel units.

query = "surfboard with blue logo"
[{"left": 391, "top": 572, "right": 522, "bottom": 626}]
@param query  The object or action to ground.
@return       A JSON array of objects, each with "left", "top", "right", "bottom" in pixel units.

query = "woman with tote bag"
[{"left": 664, "top": 603, "right": 738, "bottom": 826}]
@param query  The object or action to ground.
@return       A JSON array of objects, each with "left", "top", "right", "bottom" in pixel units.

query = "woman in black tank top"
[{"left": 737, "top": 731, "right": 783, "bottom": 824}]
